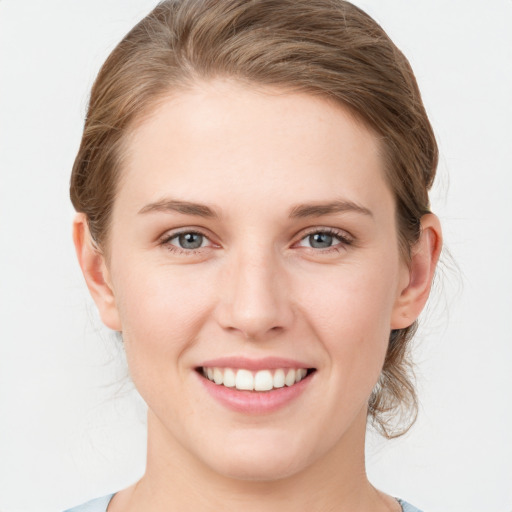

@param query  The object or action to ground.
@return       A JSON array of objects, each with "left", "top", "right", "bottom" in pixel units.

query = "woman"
[{"left": 66, "top": 0, "right": 442, "bottom": 510}]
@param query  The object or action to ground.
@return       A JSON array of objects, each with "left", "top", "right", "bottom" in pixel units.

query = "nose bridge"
[{"left": 218, "top": 241, "right": 292, "bottom": 339}]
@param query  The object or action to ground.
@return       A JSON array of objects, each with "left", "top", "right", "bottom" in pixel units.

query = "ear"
[
  {"left": 73, "top": 213, "right": 122, "bottom": 331},
  {"left": 391, "top": 213, "right": 443, "bottom": 329}
]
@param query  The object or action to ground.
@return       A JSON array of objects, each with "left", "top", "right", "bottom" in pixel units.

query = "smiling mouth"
[{"left": 198, "top": 367, "right": 316, "bottom": 392}]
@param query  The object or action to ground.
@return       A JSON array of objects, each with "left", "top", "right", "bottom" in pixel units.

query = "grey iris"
[
  {"left": 179, "top": 233, "right": 203, "bottom": 249},
  {"left": 309, "top": 232, "right": 333, "bottom": 248}
]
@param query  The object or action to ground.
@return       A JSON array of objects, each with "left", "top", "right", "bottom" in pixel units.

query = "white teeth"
[
  {"left": 273, "top": 368, "right": 285, "bottom": 388},
  {"left": 285, "top": 369, "right": 296, "bottom": 386},
  {"left": 202, "top": 367, "right": 310, "bottom": 391},
  {"left": 235, "top": 369, "right": 254, "bottom": 390},
  {"left": 223, "top": 368, "right": 236, "bottom": 387},
  {"left": 254, "top": 370, "right": 273, "bottom": 391},
  {"left": 213, "top": 368, "right": 223, "bottom": 385},
  {"left": 296, "top": 368, "right": 307, "bottom": 382}
]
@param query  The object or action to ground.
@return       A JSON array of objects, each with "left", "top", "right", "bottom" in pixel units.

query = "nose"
[{"left": 215, "top": 246, "right": 294, "bottom": 340}]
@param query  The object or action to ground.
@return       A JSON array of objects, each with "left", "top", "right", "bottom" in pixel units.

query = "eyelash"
[
  {"left": 159, "top": 230, "right": 213, "bottom": 255},
  {"left": 158, "top": 227, "right": 353, "bottom": 255},
  {"left": 296, "top": 227, "right": 353, "bottom": 253}
]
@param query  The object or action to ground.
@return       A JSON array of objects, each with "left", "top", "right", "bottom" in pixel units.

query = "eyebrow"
[
  {"left": 138, "top": 198, "right": 372, "bottom": 219},
  {"left": 138, "top": 199, "right": 218, "bottom": 218},
  {"left": 289, "top": 200, "right": 373, "bottom": 219}
]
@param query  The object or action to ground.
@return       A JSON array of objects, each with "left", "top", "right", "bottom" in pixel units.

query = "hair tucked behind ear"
[
  {"left": 71, "top": 0, "right": 438, "bottom": 438},
  {"left": 368, "top": 328, "right": 419, "bottom": 438}
]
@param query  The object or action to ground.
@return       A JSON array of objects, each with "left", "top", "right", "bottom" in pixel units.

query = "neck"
[{"left": 112, "top": 408, "right": 396, "bottom": 512}]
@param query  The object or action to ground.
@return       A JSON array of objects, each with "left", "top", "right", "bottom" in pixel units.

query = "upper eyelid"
[
  {"left": 295, "top": 226, "right": 353, "bottom": 242},
  {"left": 159, "top": 227, "right": 213, "bottom": 242}
]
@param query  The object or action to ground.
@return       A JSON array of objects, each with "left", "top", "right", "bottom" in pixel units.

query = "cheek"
[
  {"left": 300, "top": 258, "right": 398, "bottom": 328},
  {"left": 112, "top": 261, "right": 216, "bottom": 361},
  {"left": 297, "top": 261, "right": 399, "bottom": 377},
  {"left": 110, "top": 263, "right": 219, "bottom": 422}
]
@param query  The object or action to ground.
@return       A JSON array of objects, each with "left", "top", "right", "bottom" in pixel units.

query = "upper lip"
[{"left": 198, "top": 356, "right": 314, "bottom": 371}]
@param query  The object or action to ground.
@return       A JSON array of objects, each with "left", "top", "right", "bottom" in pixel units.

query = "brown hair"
[{"left": 71, "top": 0, "right": 438, "bottom": 438}]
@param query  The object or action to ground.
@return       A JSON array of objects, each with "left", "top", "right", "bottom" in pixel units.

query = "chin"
[
  {"left": 212, "top": 453, "right": 306, "bottom": 482},
  {"left": 199, "top": 431, "right": 317, "bottom": 482}
]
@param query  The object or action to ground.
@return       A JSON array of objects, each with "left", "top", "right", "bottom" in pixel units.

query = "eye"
[
  {"left": 161, "top": 230, "right": 212, "bottom": 252},
  {"left": 174, "top": 232, "right": 206, "bottom": 249},
  {"left": 305, "top": 232, "right": 335, "bottom": 249},
  {"left": 296, "top": 229, "right": 352, "bottom": 250}
]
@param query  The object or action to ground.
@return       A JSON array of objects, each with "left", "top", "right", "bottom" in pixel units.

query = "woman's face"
[{"left": 102, "top": 81, "right": 411, "bottom": 480}]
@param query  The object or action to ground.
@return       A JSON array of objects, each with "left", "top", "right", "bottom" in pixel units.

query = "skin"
[{"left": 74, "top": 80, "right": 442, "bottom": 512}]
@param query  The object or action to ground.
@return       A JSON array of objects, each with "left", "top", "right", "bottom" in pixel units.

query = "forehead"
[{"left": 117, "top": 80, "right": 392, "bottom": 219}]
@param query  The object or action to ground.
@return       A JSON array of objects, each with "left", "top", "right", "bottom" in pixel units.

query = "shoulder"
[
  {"left": 63, "top": 494, "right": 115, "bottom": 512},
  {"left": 397, "top": 498, "right": 424, "bottom": 512},
  {"left": 62, "top": 495, "right": 423, "bottom": 512}
]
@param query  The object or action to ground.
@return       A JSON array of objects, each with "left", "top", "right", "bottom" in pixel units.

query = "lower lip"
[{"left": 197, "top": 372, "right": 313, "bottom": 414}]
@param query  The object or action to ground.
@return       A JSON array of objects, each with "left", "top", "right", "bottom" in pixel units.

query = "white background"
[{"left": 1, "top": 1, "right": 511, "bottom": 511}]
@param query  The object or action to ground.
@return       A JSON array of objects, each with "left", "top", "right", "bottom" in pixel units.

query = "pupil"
[
  {"left": 310, "top": 233, "right": 333, "bottom": 248},
  {"left": 179, "top": 233, "right": 203, "bottom": 249}
]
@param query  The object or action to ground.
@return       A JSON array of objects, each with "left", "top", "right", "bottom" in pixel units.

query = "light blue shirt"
[{"left": 64, "top": 494, "right": 424, "bottom": 511}]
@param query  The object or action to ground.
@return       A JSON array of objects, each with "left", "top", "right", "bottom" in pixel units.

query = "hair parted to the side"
[{"left": 70, "top": 0, "right": 438, "bottom": 438}]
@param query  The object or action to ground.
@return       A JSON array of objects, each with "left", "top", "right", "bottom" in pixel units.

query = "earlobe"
[
  {"left": 391, "top": 213, "right": 443, "bottom": 329},
  {"left": 72, "top": 213, "right": 122, "bottom": 331}
]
